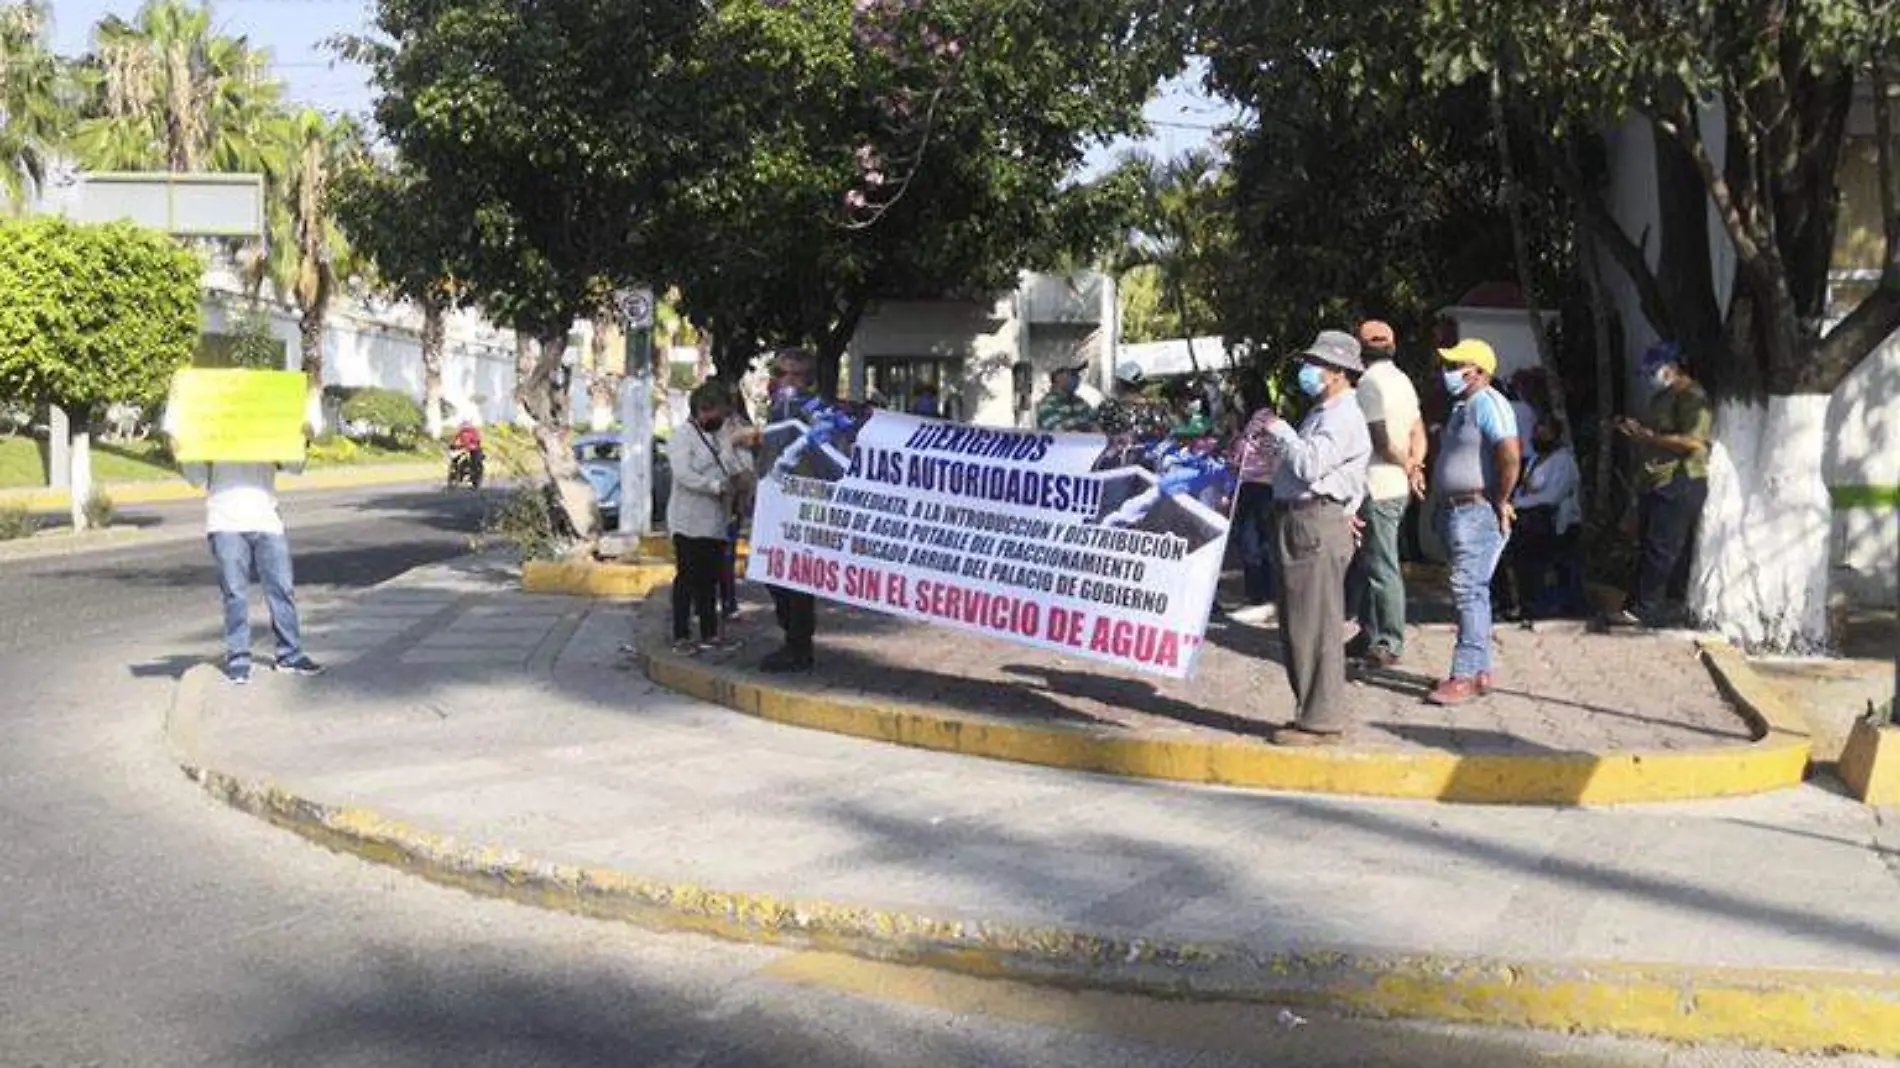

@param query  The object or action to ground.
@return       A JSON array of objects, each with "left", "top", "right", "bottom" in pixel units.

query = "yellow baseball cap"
[{"left": 1438, "top": 338, "right": 1498, "bottom": 375}]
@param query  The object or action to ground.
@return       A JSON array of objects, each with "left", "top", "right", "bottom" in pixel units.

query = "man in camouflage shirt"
[{"left": 1035, "top": 362, "right": 1098, "bottom": 432}]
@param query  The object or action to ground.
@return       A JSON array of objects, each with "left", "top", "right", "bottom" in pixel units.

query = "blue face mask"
[
  {"left": 1441, "top": 369, "right": 1469, "bottom": 396},
  {"left": 1297, "top": 364, "right": 1328, "bottom": 397}
]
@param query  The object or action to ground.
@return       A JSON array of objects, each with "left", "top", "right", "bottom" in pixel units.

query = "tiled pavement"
[{"left": 640, "top": 587, "right": 1754, "bottom": 757}]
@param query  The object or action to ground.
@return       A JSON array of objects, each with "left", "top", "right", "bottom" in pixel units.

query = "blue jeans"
[
  {"left": 209, "top": 532, "right": 303, "bottom": 664},
  {"left": 1437, "top": 501, "right": 1509, "bottom": 679}
]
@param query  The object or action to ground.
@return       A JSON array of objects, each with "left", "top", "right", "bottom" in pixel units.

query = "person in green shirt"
[
  {"left": 1614, "top": 342, "right": 1713, "bottom": 626},
  {"left": 1035, "top": 362, "right": 1098, "bottom": 432}
]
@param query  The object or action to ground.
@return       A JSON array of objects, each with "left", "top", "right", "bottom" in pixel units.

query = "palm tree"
[
  {"left": 70, "top": 0, "right": 282, "bottom": 175},
  {"left": 0, "top": 1, "right": 67, "bottom": 213},
  {"left": 1112, "top": 148, "right": 1224, "bottom": 372},
  {"left": 244, "top": 109, "right": 363, "bottom": 431}
]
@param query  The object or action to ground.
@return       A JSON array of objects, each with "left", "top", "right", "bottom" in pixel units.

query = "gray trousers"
[{"left": 1272, "top": 503, "right": 1355, "bottom": 733}]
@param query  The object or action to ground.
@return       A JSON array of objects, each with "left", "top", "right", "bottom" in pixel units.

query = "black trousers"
[
  {"left": 1633, "top": 473, "right": 1708, "bottom": 619},
  {"left": 672, "top": 535, "right": 723, "bottom": 642},
  {"left": 769, "top": 586, "right": 816, "bottom": 654},
  {"left": 1511, "top": 509, "right": 1585, "bottom": 618}
]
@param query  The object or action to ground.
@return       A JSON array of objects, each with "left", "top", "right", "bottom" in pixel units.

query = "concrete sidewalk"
[{"left": 171, "top": 560, "right": 1900, "bottom": 1053}]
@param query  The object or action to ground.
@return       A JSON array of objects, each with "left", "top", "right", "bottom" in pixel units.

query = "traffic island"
[
  {"left": 162, "top": 606, "right": 1900, "bottom": 1059},
  {"left": 643, "top": 591, "right": 1810, "bottom": 806}
]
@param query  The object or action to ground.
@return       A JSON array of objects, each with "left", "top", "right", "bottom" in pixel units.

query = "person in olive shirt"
[
  {"left": 1035, "top": 362, "right": 1098, "bottom": 432},
  {"left": 1614, "top": 342, "right": 1713, "bottom": 627}
]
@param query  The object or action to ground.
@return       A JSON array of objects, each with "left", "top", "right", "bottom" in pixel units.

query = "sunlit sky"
[{"left": 49, "top": 0, "right": 1241, "bottom": 176}]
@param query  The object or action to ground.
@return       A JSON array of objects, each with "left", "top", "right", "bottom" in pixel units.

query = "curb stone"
[
  {"left": 639, "top": 630, "right": 1810, "bottom": 806},
  {"left": 163, "top": 663, "right": 1900, "bottom": 1054}
]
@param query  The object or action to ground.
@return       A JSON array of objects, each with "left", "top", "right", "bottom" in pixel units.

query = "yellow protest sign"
[{"left": 166, "top": 369, "right": 308, "bottom": 463}]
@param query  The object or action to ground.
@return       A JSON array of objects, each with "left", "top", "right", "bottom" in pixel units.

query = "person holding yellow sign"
[{"left": 165, "top": 369, "right": 324, "bottom": 686}]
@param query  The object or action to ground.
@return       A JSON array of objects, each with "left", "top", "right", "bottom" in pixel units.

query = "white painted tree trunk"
[
  {"left": 1690, "top": 396, "right": 1834, "bottom": 652},
  {"left": 67, "top": 426, "right": 92, "bottom": 533},
  {"left": 421, "top": 301, "right": 446, "bottom": 440}
]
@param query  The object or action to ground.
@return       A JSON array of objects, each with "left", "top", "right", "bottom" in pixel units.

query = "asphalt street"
[{"left": 1, "top": 484, "right": 1889, "bottom": 1067}]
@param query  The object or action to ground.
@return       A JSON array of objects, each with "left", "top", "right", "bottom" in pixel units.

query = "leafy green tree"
[
  {"left": 1193, "top": 0, "right": 1571, "bottom": 393},
  {"left": 334, "top": 157, "right": 469, "bottom": 438},
  {"left": 1413, "top": 0, "right": 1899, "bottom": 650},
  {"left": 665, "top": 0, "right": 1189, "bottom": 388},
  {"left": 0, "top": 217, "right": 202, "bottom": 528},
  {"left": 1116, "top": 265, "right": 1172, "bottom": 345},
  {"left": 344, "top": 0, "right": 721, "bottom": 544},
  {"left": 0, "top": 2, "right": 68, "bottom": 213}
]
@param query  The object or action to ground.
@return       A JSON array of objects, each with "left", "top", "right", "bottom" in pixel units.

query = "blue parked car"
[{"left": 571, "top": 433, "right": 671, "bottom": 528}]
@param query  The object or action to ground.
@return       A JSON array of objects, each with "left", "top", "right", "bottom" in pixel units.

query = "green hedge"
[
  {"left": 0, "top": 217, "right": 203, "bottom": 414},
  {"left": 340, "top": 386, "right": 427, "bottom": 448}
]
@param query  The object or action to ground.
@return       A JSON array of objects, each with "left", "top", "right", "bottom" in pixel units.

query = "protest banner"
[
  {"left": 166, "top": 368, "right": 307, "bottom": 464},
  {"left": 745, "top": 404, "right": 1237, "bottom": 679}
]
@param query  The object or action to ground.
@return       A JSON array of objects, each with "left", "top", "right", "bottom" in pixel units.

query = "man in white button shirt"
[
  {"left": 181, "top": 461, "right": 323, "bottom": 685},
  {"left": 1347, "top": 320, "right": 1426, "bottom": 670}
]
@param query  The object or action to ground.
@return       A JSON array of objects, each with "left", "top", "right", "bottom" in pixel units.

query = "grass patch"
[
  {"left": 0, "top": 434, "right": 441, "bottom": 490},
  {"left": 0, "top": 437, "right": 175, "bottom": 488}
]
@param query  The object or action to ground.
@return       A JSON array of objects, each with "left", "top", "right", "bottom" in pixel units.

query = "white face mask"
[{"left": 1650, "top": 367, "right": 1672, "bottom": 391}]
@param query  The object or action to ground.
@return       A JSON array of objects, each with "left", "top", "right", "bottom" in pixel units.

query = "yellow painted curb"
[
  {"left": 521, "top": 548, "right": 750, "bottom": 600},
  {"left": 644, "top": 639, "right": 1810, "bottom": 806},
  {"left": 162, "top": 666, "right": 1899, "bottom": 1055},
  {"left": 7, "top": 462, "right": 441, "bottom": 511},
  {"left": 522, "top": 558, "right": 678, "bottom": 599}
]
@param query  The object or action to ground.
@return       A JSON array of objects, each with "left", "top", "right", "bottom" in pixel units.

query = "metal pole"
[{"left": 616, "top": 287, "right": 656, "bottom": 538}]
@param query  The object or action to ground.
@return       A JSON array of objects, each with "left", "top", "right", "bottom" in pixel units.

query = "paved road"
[{"left": 2, "top": 486, "right": 1890, "bottom": 1066}]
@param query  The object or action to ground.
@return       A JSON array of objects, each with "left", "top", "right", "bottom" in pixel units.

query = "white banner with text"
[{"left": 743, "top": 406, "right": 1237, "bottom": 679}]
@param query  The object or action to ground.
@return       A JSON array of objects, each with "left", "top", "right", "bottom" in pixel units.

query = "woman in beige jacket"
[{"left": 669, "top": 383, "right": 745, "bottom": 653}]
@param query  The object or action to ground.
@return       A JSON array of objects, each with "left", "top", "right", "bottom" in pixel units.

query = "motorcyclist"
[{"left": 448, "top": 421, "right": 484, "bottom": 488}]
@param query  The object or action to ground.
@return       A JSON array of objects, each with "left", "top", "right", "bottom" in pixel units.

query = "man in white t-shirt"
[
  {"left": 181, "top": 461, "right": 323, "bottom": 685},
  {"left": 1348, "top": 321, "right": 1426, "bottom": 669}
]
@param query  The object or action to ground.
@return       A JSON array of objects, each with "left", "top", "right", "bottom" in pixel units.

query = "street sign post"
[{"left": 616, "top": 286, "right": 657, "bottom": 538}]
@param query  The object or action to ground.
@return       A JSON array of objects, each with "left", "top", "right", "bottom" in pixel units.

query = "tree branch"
[
  {"left": 1538, "top": 132, "right": 1675, "bottom": 339},
  {"left": 1657, "top": 100, "right": 1758, "bottom": 262},
  {"left": 1815, "top": 56, "right": 1900, "bottom": 390}
]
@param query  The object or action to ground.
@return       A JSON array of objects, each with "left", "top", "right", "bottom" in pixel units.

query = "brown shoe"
[
  {"left": 1269, "top": 725, "right": 1345, "bottom": 748},
  {"left": 1476, "top": 671, "right": 1495, "bottom": 695},
  {"left": 1427, "top": 677, "right": 1483, "bottom": 706}
]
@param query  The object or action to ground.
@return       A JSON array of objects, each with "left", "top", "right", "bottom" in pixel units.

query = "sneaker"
[
  {"left": 273, "top": 655, "right": 325, "bottom": 677},
  {"left": 721, "top": 604, "right": 742, "bottom": 620},
  {"left": 1359, "top": 648, "right": 1401, "bottom": 670},
  {"left": 1610, "top": 609, "right": 1647, "bottom": 629},
  {"left": 698, "top": 636, "right": 742, "bottom": 653},
  {"left": 224, "top": 659, "right": 252, "bottom": 686},
  {"left": 669, "top": 638, "right": 700, "bottom": 656},
  {"left": 1426, "top": 676, "right": 1483, "bottom": 706},
  {"left": 1230, "top": 603, "right": 1277, "bottom": 625}
]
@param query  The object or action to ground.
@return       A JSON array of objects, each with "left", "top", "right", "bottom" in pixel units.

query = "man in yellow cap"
[{"left": 1428, "top": 338, "right": 1521, "bottom": 705}]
